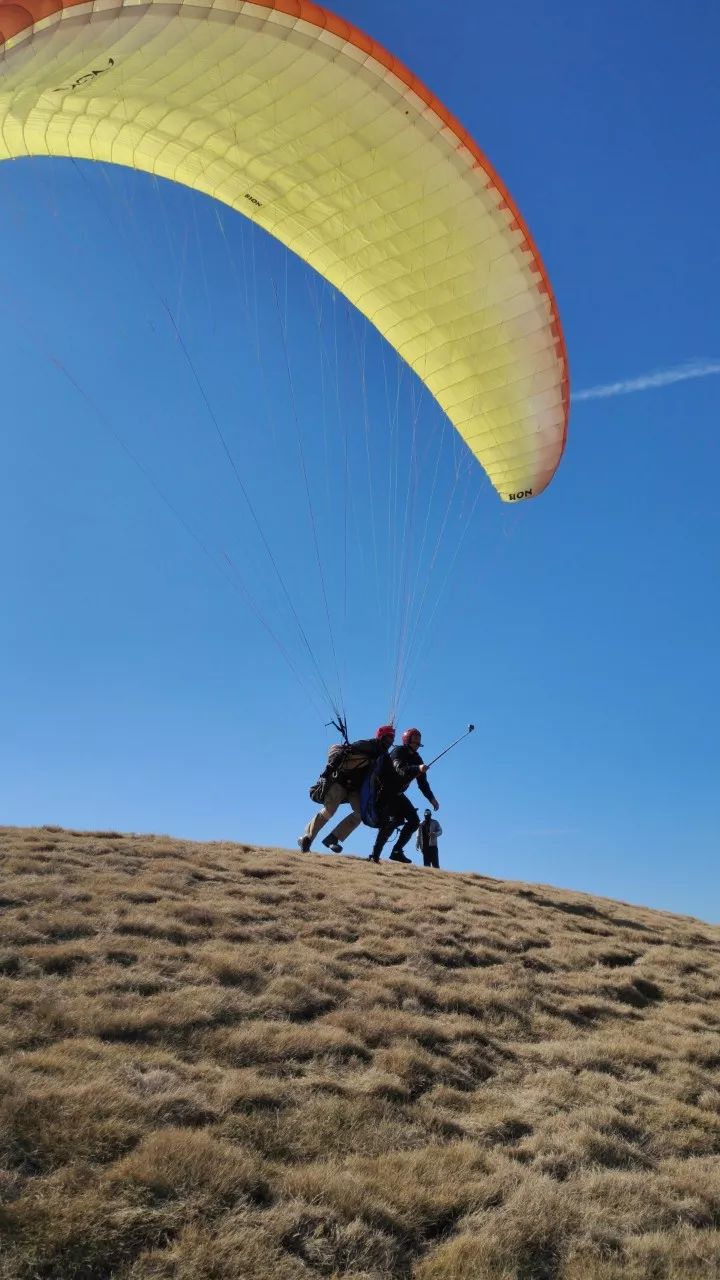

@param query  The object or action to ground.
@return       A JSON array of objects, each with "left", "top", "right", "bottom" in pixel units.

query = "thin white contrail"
[{"left": 574, "top": 358, "right": 720, "bottom": 402}]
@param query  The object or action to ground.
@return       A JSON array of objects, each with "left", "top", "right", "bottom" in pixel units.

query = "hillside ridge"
[{"left": 1, "top": 824, "right": 719, "bottom": 1280}]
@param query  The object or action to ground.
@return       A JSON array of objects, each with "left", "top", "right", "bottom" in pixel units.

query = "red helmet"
[
  {"left": 402, "top": 727, "right": 422, "bottom": 746},
  {"left": 376, "top": 724, "right": 395, "bottom": 741}
]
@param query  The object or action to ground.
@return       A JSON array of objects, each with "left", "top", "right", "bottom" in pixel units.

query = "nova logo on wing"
[{"left": 55, "top": 58, "right": 115, "bottom": 93}]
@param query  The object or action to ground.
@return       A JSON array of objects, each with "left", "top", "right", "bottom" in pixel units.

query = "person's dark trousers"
[
  {"left": 372, "top": 794, "right": 419, "bottom": 857},
  {"left": 394, "top": 797, "right": 420, "bottom": 852},
  {"left": 422, "top": 846, "right": 439, "bottom": 868}
]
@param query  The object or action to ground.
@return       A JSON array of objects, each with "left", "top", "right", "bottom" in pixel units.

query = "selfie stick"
[{"left": 425, "top": 723, "right": 475, "bottom": 769}]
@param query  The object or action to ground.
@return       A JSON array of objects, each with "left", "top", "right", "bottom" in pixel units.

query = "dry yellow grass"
[{"left": 1, "top": 824, "right": 719, "bottom": 1279}]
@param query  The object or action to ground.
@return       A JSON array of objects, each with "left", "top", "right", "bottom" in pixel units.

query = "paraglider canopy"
[{"left": 0, "top": 0, "right": 568, "bottom": 502}]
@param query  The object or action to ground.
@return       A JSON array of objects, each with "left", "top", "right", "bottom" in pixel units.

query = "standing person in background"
[{"left": 416, "top": 808, "right": 442, "bottom": 868}]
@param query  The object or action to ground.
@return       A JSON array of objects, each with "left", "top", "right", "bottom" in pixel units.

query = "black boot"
[
  {"left": 322, "top": 835, "right": 343, "bottom": 853},
  {"left": 389, "top": 847, "right": 412, "bottom": 864},
  {"left": 298, "top": 836, "right": 311, "bottom": 852}
]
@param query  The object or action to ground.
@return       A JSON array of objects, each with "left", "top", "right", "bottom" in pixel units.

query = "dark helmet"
[
  {"left": 376, "top": 724, "right": 395, "bottom": 742},
  {"left": 424, "top": 808, "right": 432, "bottom": 817},
  {"left": 402, "top": 727, "right": 422, "bottom": 746}
]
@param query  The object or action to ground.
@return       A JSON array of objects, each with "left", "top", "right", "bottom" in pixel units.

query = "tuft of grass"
[{"left": 109, "top": 1127, "right": 270, "bottom": 1208}]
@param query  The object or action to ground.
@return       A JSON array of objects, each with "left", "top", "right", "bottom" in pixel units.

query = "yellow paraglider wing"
[{"left": 0, "top": 0, "right": 568, "bottom": 500}]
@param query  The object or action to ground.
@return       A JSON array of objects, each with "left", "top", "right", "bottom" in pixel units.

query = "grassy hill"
[{"left": 1, "top": 825, "right": 719, "bottom": 1280}]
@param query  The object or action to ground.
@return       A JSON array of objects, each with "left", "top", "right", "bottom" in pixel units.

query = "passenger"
[{"left": 367, "top": 727, "right": 439, "bottom": 864}]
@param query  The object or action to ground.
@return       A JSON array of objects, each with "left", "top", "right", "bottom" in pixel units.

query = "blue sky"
[{"left": 2, "top": 0, "right": 719, "bottom": 921}]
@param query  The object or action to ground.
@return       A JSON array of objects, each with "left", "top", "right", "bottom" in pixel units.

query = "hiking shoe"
[
  {"left": 322, "top": 835, "right": 343, "bottom": 853},
  {"left": 389, "top": 848, "right": 412, "bottom": 864},
  {"left": 367, "top": 852, "right": 380, "bottom": 863},
  {"left": 297, "top": 836, "right": 311, "bottom": 852}
]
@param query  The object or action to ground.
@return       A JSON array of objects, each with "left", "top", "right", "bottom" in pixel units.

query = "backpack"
[
  {"left": 308, "top": 741, "right": 379, "bottom": 806},
  {"left": 308, "top": 742, "right": 353, "bottom": 805},
  {"left": 308, "top": 775, "right": 329, "bottom": 805}
]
